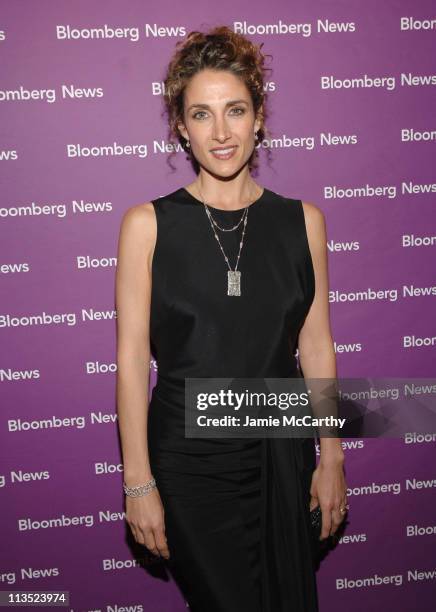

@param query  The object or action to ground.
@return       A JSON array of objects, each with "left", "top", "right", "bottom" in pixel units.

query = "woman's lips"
[{"left": 210, "top": 146, "right": 237, "bottom": 160}]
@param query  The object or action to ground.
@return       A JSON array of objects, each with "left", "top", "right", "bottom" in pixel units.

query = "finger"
[
  {"left": 154, "top": 529, "right": 170, "bottom": 559},
  {"left": 330, "top": 503, "right": 348, "bottom": 534},
  {"left": 129, "top": 524, "right": 140, "bottom": 543},
  {"left": 337, "top": 499, "right": 349, "bottom": 523},
  {"left": 141, "top": 527, "right": 159, "bottom": 556},
  {"left": 320, "top": 507, "right": 332, "bottom": 539},
  {"left": 309, "top": 495, "right": 319, "bottom": 512},
  {"left": 329, "top": 510, "right": 343, "bottom": 535}
]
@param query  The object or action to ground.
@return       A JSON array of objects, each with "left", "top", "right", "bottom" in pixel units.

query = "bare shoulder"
[
  {"left": 301, "top": 201, "right": 327, "bottom": 246},
  {"left": 121, "top": 201, "right": 156, "bottom": 234},
  {"left": 301, "top": 200, "right": 325, "bottom": 228},
  {"left": 118, "top": 202, "right": 157, "bottom": 256}
]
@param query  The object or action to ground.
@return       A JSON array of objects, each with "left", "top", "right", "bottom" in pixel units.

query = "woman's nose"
[{"left": 212, "top": 119, "right": 231, "bottom": 142}]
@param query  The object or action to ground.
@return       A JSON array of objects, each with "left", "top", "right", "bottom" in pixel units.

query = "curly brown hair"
[{"left": 161, "top": 25, "right": 273, "bottom": 174}]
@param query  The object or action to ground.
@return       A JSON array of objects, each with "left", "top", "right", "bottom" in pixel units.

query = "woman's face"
[{"left": 178, "top": 68, "right": 262, "bottom": 176}]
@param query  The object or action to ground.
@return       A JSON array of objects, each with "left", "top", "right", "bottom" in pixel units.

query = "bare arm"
[
  {"left": 115, "top": 202, "right": 156, "bottom": 485},
  {"left": 297, "top": 202, "right": 344, "bottom": 465},
  {"left": 298, "top": 202, "right": 349, "bottom": 539},
  {"left": 115, "top": 202, "right": 169, "bottom": 559}
]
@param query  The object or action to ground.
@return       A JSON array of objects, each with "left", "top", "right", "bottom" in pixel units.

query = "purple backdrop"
[{"left": 1, "top": 1, "right": 435, "bottom": 611}]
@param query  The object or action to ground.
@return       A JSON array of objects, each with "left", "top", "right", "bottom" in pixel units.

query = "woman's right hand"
[{"left": 126, "top": 488, "right": 170, "bottom": 559}]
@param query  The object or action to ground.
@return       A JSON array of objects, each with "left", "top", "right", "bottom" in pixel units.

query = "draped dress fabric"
[{"left": 147, "top": 186, "right": 319, "bottom": 612}]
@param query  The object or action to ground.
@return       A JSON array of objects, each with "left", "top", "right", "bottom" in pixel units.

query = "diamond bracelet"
[{"left": 123, "top": 477, "right": 157, "bottom": 497}]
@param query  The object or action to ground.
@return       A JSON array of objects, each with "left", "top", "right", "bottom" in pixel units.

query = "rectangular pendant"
[{"left": 227, "top": 270, "right": 241, "bottom": 296}]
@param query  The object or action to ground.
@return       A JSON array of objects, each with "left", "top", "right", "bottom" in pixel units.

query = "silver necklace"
[
  {"left": 196, "top": 186, "right": 257, "bottom": 296},
  {"left": 203, "top": 205, "right": 246, "bottom": 233}
]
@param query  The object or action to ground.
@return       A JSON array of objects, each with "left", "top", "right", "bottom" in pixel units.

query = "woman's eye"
[
  {"left": 192, "top": 107, "right": 245, "bottom": 120},
  {"left": 192, "top": 111, "right": 207, "bottom": 120}
]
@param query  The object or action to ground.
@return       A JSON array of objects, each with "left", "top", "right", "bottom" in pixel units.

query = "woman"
[{"left": 116, "top": 26, "right": 348, "bottom": 612}]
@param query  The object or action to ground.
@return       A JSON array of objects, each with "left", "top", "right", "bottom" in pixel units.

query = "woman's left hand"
[{"left": 309, "top": 456, "right": 348, "bottom": 540}]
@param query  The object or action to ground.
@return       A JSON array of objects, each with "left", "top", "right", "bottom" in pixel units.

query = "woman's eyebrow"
[{"left": 187, "top": 99, "right": 249, "bottom": 111}]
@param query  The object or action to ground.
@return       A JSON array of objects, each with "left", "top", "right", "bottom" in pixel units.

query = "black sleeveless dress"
[{"left": 148, "top": 186, "right": 319, "bottom": 612}]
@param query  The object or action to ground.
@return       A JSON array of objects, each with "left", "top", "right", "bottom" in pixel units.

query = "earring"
[
  {"left": 186, "top": 140, "right": 190, "bottom": 148},
  {"left": 254, "top": 132, "right": 259, "bottom": 141}
]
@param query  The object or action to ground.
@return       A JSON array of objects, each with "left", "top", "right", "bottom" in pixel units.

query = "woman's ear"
[
  {"left": 177, "top": 121, "right": 188, "bottom": 141},
  {"left": 254, "top": 108, "right": 264, "bottom": 135}
]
